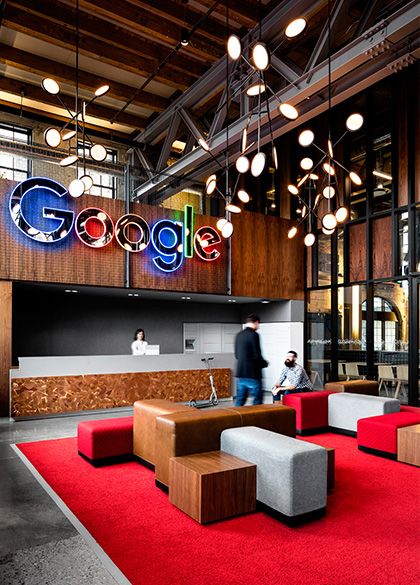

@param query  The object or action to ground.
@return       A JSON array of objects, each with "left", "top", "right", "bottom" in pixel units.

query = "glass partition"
[
  {"left": 338, "top": 285, "right": 367, "bottom": 381},
  {"left": 307, "top": 289, "right": 331, "bottom": 389}
]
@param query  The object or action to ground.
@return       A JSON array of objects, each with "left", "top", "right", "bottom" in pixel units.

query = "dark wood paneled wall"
[
  {"left": 348, "top": 222, "right": 366, "bottom": 282},
  {"left": 231, "top": 212, "right": 304, "bottom": 300},
  {"left": 372, "top": 216, "right": 393, "bottom": 280},
  {"left": 0, "top": 282, "right": 12, "bottom": 415}
]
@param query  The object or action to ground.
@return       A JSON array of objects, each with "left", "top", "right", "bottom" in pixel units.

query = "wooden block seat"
[
  {"left": 133, "top": 399, "right": 192, "bottom": 468},
  {"left": 324, "top": 380, "right": 379, "bottom": 396},
  {"left": 397, "top": 424, "right": 420, "bottom": 467},
  {"left": 78, "top": 416, "right": 133, "bottom": 465},
  {"left": 358, "top": 412, "right": 420, "bottom": 459},
  {"left": 328, "top": 393, "right": 400, "bottom": 436},
  {"left": 283, "top": 391, "right": 338, "bottom": 435},
  {"left": 154, "top": 404, "right": 296, "bottom": 488},
  {"left": 221, "top": 426, "right": 327, "bottom": 526}
]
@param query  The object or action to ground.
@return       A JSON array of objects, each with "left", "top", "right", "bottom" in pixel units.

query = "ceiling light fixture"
[{"left": 285, "top": 18, "right": 307, "bottom": 39}]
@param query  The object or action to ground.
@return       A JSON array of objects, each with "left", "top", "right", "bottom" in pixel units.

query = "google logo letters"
[{"left": 9, "top": 177, "right": 222, "bottom": 272}]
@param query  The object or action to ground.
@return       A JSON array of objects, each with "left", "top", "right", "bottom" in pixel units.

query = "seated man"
[{"left": 272, "top": 350, "right": 313, "bottom": 402}]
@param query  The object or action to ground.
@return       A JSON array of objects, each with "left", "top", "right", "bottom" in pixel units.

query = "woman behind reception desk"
[{"left": 131, "top": 328, "right": 148, "bottom": 355}]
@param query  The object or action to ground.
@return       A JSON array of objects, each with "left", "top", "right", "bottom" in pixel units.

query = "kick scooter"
[{"left": 189, "top": 357, "right": 219, "bottom": 408}]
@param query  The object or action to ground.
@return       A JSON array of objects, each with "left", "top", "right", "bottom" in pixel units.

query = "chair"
[
  {"left": 378, "top": 365, "right": 395, "bottom": 397},
  {"left": 394, "top": 365, "right": 408, "bottom": 399},
  {"left": 338, "top": 362, "right": 346, "bottom": 381},
  {"left": 345, "top": 362, "right": 366, "bottom": 380}
]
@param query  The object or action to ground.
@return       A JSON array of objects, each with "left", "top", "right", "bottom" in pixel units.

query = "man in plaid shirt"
[{"left": 272, "top": 350, "right": 313, "bottom": 402}]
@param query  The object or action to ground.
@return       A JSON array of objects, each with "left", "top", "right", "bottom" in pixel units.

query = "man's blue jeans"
[{"left": 235, "top": 378, "right": 263, "bottom": 406}]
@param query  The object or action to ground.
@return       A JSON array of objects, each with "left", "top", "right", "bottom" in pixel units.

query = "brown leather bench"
[
  {"left": 324, "top": 380, "right": 379, "bottom": 396},
  {"left": 154, "top": 404, "right": 296, "bottom": 488},
  {"left": 133, "top": 399, "right": 193, "bottom": 467}
]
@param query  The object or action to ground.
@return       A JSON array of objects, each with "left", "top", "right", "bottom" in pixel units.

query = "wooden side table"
[
  {"left": 169, "top": 451, "right": 256, "bottom": 524},
  {"left": 397, "top": 424, "right": 420, "bottom": 467}
]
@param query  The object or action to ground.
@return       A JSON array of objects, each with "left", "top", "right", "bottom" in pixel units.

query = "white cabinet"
[{"left": 183, "top": 323, "right": 241, "bottom": 354}]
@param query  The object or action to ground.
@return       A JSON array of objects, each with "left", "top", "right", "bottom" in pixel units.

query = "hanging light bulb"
[
  {"left": 349, "top": 171, "right": 362, "bottom": 185},
  {"left": 216, "top": 218, "right": 227, "bottom": 231},
  {"left": 279, "top": 103, "right": 298, "bottom": 120},
  {"left": 323, "top": 162, "right": 335, "bottom": 175},
  {"left": 62, "top": 130, "right": 76, "bottom": 141},
  {"left": 60, "top": 154, "right": 78, "bottom": 167},
  {"left": 221, "top": 221, "right": 234, "bottom": 238},
  {"left": 327, "top": 139, "right": 334, "bottom": 158},
  {"left": 304, "top": 232, "right": 316, "bottom": 247},
  {"left": 238, "top": 189, "right": 250, "bottom": 203},
  {"left": 322, "top": 213, "right": 338, "bottom": 230},
  {"left": 335, "top": 206, "right": 348, "bottom": 222},
  {"left": 251, "top": 152, "right": 266, "bottom": 177},
  {"left": 272, "top": 145, "right": 278, "bottom": 170},
  {"left": 297, "top": 174, "right": 309, "bottom": 187},
  {"left": 323, "top": 186, "right": 335, "bottom": 199},
  {"left": 298, "top": 130, "right": 315, "bottom": 146},
  {"left": 227, "top": 34, "right": 241, "bottom": 60},
  {"left": 226, "top": 203, "right": 241, "bottom": 214},
  {"left": 314, "top": 193, "right": 322, "bottom": 207},
  {"left": 322, "top": 226, "right": 335, "bottom": 235},
  {"left": 80, "top": 174, "right": 93, "bottom": 191},
  {"left": 180, "top": 28, "right": 189, "bottom": 47},
  {"left": 44, "top": 127, "right": 61, "bottom": 148},
  {"left": 285, "top": 18, "right": 307, "bottom": 38},
  {"left": 90, "top": 144, "right": 107, "bottom": 162},
  {"left": 42, "top": 78, "right": 60, "bottom": 95},
  {"left": 252, "top": 42, "right": 270, "bottom": 71},
  {"left": 288, "top": 226, "right": 298, "bottom": 239},
  {"left": 205, "top": 174, "right": 217, "bottom": 195},
  {"left": 346, "top": 113, "right": 364, "bottom": 131},
  {"left": 236, "top": 155, "right": 250, "bottom": 173},
  {"left": 68, "top": 178, "right": 85, "bottom": 198},
  {"left": 301, "top": 205, "right": 308, "bottom": 218},
  {"left": 241, "top": 127, "right": 247, "bottom": 152},
  {"left": 288, "top": 184, "right": 299, "bottom": 195},
  {"left": 94, "top": 84, "right": 110, "bottom": 97},
  {"left": 246, "top": 83, "right": 266, "bottom": 96},
  {"left": 309, "top": 173, "right": 319, "bottom": 180},
  {"left": 300, "top": 157, "right": 313, "bottom": 170}
]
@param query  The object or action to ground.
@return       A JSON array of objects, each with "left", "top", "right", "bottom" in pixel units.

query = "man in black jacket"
[{"left": 234, "top": 314, "right": 268, "bottom": 406}]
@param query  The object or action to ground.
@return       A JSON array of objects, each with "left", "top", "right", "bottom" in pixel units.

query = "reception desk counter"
[{"left": 10, "top": 354, "right": 234, "bottom": 418}]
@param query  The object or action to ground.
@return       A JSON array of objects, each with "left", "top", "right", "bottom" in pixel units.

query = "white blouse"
[{"left": 131, "top": 340, "right": 148, "bottom": 355}]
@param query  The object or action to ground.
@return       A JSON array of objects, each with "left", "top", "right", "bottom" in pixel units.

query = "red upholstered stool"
[
  {"left": 78, "top": 416, "right": 134, "bottom": 466},
  {"left": 357, "top": 412, "right": 420, "bottom": 460},
  {"left": 282, "top": 391, "right": 337, "bottom": 435}
]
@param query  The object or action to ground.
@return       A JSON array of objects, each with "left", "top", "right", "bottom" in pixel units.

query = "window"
[
  {"left": 0, "top": 123, "right": 31, "bottom": 181},
  {"left": 77, "top": 145, "right": 118, "bottom": 199}
]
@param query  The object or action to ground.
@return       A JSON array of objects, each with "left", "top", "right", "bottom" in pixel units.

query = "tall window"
[
  {"left": 77, "top": 145, "right": 118, "bottom": 199},
  {"left": 0, "top": 123, "right": 31, "bottom": 181},
  {"left": 362, "top": 297, "right": 399, "bottom": 351}
]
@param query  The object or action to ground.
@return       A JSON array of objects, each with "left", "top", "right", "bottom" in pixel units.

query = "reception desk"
[{"left": 10, "top": 354, "right": 234, "bottom": 418}]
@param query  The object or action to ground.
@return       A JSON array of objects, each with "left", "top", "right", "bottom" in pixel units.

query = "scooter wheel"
[
  {"left": 211, "top": 396, "right": 218, "bottom": 405},
  {"left": 189, "top": 399, "right": 197, "bottom": 408}
]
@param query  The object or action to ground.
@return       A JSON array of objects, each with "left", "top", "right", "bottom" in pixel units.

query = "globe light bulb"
[
  {"left": 237, "top": 189, "right": 250, "bottom": 203},
  {"left": 42, "top": 77, "right": 60, "bottom": 95},
  {"left": 304, "top": 232, "right": 315, "bottom": 247},
  {"left": 346, "top": 113, "right": 364, "bottom": 131},
  {"left": 288, "top": 226, "right": 298, "bottom": 239},
  {"left": 216, "top": 218, "right": 227, "bottom": 231},
  {"left": 300, "top": 157, "right": 313, "bottom": 170},
  {"left": 322, "top": 226, "right": 335, "bottom": 235},
  {"left": 279, "top": 103, "right": 298, "bottom": 120},
  {"left": 95, "top": 85, "right": 110, "bottom": 97},
  {"left": 44, "top": 127, "right": 61, "bottom": 148},
  {"left": 323, "top": 186, "right": 335, "bottom": 199},
  {"left": 90, "top": 144, "right": 107, "bottom": 162},
  {"left": 322, "top": 213, "right": 338, "bottom": 230},
  {"left": 236, "top": 155, "right": 250, "bottom": 173},
  {"left": 349, "top": 171, "right": 362, "bottom": 185},
  {"left": 206, "top": 174, "right": 217, "bottom": 195},
  {"left": 285, "top": 18, "right": 307, "bottom": 38},
  {"left": 298, "top": 130, "right": 314, "bottom": 146},
  {"left": 323, "top": 162, "right": 335, "bottom": 175},
  {"left": 68, "top": 178, "right": 85, "bottom": 198},
  {"left": 335, "top": 206, "right": 348, "bottom": 223},
  {"left": 272, "top": 145, "right": 278, "bottom": 170},
  {"left": 227, "top": 35, "right": 241, "bottom": 60},
  {"left": 251, "top": 152, "right": 266, "bottom": 177},
  {"left": 226, "top": 203, "right": 241, "bottom": 214},
  {"left": 252, "top": 42, "right": 270, "bottom": 71},
  {"left": 80, "top": 174, "right": 93, "bottom": 191},
  {"left": 246, "top": 83, "right": 266, "bottom": 96},
  {"left": 288, "top": 185, "right": 299, "bottom": 195},
  {"left": 221, "top": 221, "right": 234, "bottom": 238},
  {"left": 60, "top": 155, "right": 78, "bottom": 167}
]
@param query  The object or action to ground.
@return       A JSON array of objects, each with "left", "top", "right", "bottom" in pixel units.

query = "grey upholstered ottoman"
[
  {"left": 328, "top": 393, "right": 400, "bottom": 435},
  {"left": 220, "top": 426, "right": 327, "bottom": 525}
]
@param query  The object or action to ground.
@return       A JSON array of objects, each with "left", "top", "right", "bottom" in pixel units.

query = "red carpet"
[{"left": 17, "top": 433, "right": 419, "bottom": 585}]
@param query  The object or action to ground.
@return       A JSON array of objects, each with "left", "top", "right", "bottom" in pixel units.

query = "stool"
[
  {"left": 78, "top": 416, "right": 133, "bottom": 466},
  {"left": 328, "top": 393, "right": 400, "bottom": 435},
  {"left": 397, "top": 424, "right": 420, "bottom": 467},
  {"left": 169, "top": 451, "right": 256, "bottom": 524},
  {"left": 357, "top": 412, "right": 420, "bottom": 459},
  {"left": 283, "top": 391, "right": 337, "bottom": 435},
  {"left": 221, "top": 426, "right": 327, "bottom": 525}
]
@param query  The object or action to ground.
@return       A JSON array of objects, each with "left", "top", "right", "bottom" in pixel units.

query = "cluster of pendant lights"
[
  {"left": 287, "top": 112, "right": 364, "bottom": 246},
  {"left": 42, "top": 77, "right": 111, "bottom": 198},
  {"left": 206, "top": 18, "right": 308, "bottom": 240}
]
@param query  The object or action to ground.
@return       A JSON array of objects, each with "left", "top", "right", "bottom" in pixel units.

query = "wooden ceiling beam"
[
  {"left": 192, "top": 0, "right": 258, "bottom": 29},
  {"left": 0, "top": 44, "right": 170, "bottom": 113},
  {"left": 0, "top": 76, "right": 146, "bottom": 130},
  {"left": 73, "top": 0, "right": 223, "bottom": 61},
  {"left": 4, "top": 4, "right": 200, "bottom": 90}
]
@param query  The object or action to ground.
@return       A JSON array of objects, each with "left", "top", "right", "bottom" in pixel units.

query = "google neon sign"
[{"left": 9, "top": 177, "right": 222, "bottom": 272}]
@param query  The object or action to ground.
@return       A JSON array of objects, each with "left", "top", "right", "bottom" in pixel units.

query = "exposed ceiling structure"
[{"left": 0, "top": 0, "right": 418, "bottom": 196}]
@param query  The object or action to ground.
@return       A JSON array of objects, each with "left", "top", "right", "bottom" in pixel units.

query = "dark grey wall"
[{"left": 12, "top": 285, "right": 244, "bottom": 362}]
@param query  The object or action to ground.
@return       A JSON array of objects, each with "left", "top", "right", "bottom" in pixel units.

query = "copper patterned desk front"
[{"left": 11, "top": 368, "right": 231, "bottom": 417}]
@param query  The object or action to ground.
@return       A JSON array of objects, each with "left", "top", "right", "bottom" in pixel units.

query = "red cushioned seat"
[
  {"left": 282, "top": 391, "right": 338, "bottom": 435},
  {"left": 400, "top": 405, "right": 420, "bottom": 414},
  {"left": 357, "top": 412, "right": 420, "bottom": 459},
  {"left": 78, "top": 416, "right": 133, "bottom": 465}
]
